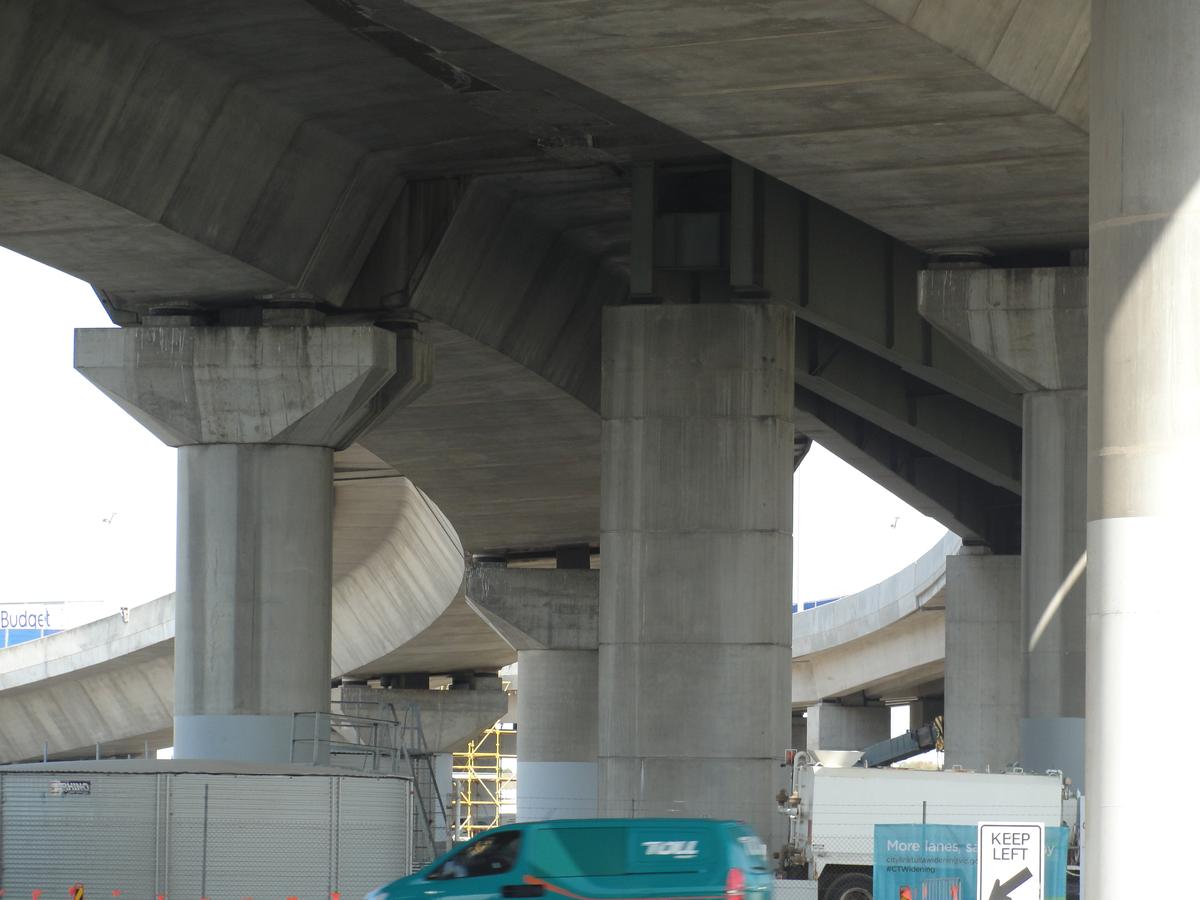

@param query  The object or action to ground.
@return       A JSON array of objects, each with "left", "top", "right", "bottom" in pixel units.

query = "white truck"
[{"left": 775, "top": 750, "right": 1079, "bottom": 900}]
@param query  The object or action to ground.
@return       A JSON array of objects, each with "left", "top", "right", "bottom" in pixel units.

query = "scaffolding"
[{"left": 451, "top": 722, "right": 517, "bottom": 839}]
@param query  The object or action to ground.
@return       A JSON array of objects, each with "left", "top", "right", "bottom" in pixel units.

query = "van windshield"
[{"left": 529, "top": 827, "right": 627, "bottom": 877}]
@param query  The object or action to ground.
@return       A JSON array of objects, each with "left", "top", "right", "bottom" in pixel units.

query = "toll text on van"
[{"left": 642, "top": 841, "right": 699, "bottom": 859}]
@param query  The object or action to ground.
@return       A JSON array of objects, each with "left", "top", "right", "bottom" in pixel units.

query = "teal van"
[{"left": 367, "top": 819, "right": 773, "bottom": 900}]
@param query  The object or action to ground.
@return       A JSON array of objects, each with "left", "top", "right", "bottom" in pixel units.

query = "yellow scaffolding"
[{"left": 451, "top": 722, "right": 517, "bottom": 839}]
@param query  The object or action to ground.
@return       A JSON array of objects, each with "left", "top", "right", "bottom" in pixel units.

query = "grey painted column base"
[
  {"left": 1019, "top": 717, "right": 1084, "bottom": 790},
  {"left": 174, "top": 714, "right": 319, "bottom": 764},
  {"left": 516, "top": 648, "right": 598, "bottom": 821},
  {"left": 518, "top": 762, "right": 598, "bottom": 821}
]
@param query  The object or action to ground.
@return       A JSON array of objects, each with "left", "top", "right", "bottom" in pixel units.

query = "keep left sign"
[{"left": 977, "top": 822, "right": 1043, "bottom": 900}]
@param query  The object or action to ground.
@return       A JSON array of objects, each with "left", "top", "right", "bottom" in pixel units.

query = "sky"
[{"left": 0, "top": 246, "right": 946, "bottom": 625}]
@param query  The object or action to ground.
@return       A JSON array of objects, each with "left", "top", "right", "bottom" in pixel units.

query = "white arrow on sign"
[{"left": 977, "top": 822, "right": 1043, "bottom": 900}]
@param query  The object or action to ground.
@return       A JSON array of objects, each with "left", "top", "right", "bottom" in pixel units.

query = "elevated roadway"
[{"left": 0, "top": 468, "right": 511, "bottom": 763}]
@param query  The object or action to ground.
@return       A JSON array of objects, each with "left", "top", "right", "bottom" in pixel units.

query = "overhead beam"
[
  {"left": 794, "top": 387, "right": 1020, "bottom": 553},
  {"left": 762, "top": 177, "right": 1023, "bottom": 424},
  {"left": 795, "top": 320, "right": 1022, "bottom": 494}
]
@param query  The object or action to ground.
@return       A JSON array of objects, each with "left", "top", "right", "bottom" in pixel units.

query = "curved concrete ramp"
[
  {"left": 0, "top": 595, "right": 175, "bottom": 762},
  {"left": 0, "top": 475, "right": 506, "bottom": 762},
  {"left": 792, "top": 532, "right": 961, "bottom": 706}
]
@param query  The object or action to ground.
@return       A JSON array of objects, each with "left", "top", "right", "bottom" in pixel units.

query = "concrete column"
[
  {"left": 944, "top": 554, "right": 1021, "bottom": 772},
  {"left": 806, "top": 703, "right": 889, "bottom": 752},
  {"left": 465, "top": 565, "right": 600, "bottom": 821},
  {"left": 919, "top": 267, "right": 1088, "bottom": 785},
  {"left": 1090, "top": 2, "right": 1200, "bottom": 891},
  {"left": 175, "top": 443, "right": 332, "bottom": 759},
  {"left": 76, "top": 323, "right": 431, "bottom": 762},
  {"left": 516, "top": 648, "right": 598, "bottom": 819},
  {"left": 599, "top": 302, "right": 793, "bottom": 844},
  {"left": 1020, "top": 389, "right": 1086, "bottom": 786}
]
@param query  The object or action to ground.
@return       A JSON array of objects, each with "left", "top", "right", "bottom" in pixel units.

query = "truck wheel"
[{"left": 825, "top": 872, "right": 872, "bottom": 900}]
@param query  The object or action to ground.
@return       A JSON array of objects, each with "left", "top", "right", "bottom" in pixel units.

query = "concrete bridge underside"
[{"left": 1, "top": 0, "right": 1190, "bottom": 883}]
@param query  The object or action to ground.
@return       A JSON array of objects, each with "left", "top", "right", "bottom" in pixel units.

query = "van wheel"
[{"left": 825, "top": 872, "right": 872, "bottom": 900}]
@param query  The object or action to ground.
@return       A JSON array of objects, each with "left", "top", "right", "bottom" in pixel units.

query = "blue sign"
[{"left": 874, "top": 825, "right": 1069, "bottom": 900}]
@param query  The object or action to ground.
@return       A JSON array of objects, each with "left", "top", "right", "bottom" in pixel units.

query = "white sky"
[{"left": 0, "top": 247, "right": 946, "bottom": 623}]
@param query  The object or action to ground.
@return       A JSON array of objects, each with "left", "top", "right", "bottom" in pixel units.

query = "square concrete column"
[
  {"left": 1020, "top": 389, "right": 1086, "bottom": 788},
  {"left": 599, "top": 302, "right": 793, "bottom": 845},
  {"left": 944, "top": 554, "right": 1020, "bottom": 773},
  {"left": 76, "top": 323, "right": 430, "bottom": 762}
]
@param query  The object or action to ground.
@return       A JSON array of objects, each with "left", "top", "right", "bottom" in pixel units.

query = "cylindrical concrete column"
[
  {"left": 75, "top": 323, "right": 431, "bottom": 765},
  {"left": 516, "top": 648, "right": 598, "bottom": 821},
  {"left": 1090, "top": 2, "right": 1200, "bottom": 893},
  {"left": 1020, "top": 390, "right": 1086, "bottom": 786},
  {"left": 599, "top": 302, "right": 793, "bottom": 845},
  {"left": 174, "top": 443, "right": 334, "bottom": 762}
]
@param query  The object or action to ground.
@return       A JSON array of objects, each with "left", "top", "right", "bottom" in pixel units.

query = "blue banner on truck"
[{"left": 873, "top": 824, "right": 1068, "bottom": 900}]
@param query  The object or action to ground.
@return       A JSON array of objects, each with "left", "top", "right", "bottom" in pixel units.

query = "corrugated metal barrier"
[{"left": 0, "top": 768, "right": 413, "bottom": 899}]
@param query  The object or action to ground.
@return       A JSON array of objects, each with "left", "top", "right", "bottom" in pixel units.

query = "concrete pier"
[
  {"left": 1089, "top": 1, "right": 1200, "bottom": 891},
  {"left": 76, "top": 324, "right": 431, "bottom": 762},
  {"left": 175, "top": 443, "right": 332, "bottom": 760},
  {"left": 919, "top": 267, "right": 1088, "bottom": 786},
  {"left": 465, "top": 564, "right": 600, "bottom": 820},
  {"left": 806, "top": 702, "right": 889, "bottom": 752},
  {"left": 1020, "top": 388, "right": 1086, "bottom": 786},
  {"left": 944, "top": 554, "right": 1021, "bottom": 773},
  {"left": 598, "top": 302, "right": 793, "bottom": 844}
]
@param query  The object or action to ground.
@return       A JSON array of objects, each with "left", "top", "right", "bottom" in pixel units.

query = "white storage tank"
[{"left": 0, "top": 760, "right": 414, "bottom": 899}]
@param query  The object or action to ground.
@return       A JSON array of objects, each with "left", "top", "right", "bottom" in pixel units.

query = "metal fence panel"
[
  {"left": 0, "top": 768, "right": 415, "bottom": 899},
  {"left": 169, "top": 774, "right": 334, "bottom": 900},
  {"left": 336, "top": 775, "right": 413, "bottom": 895},
  {"left": 0, "top": 772, "right": 158, "bottom": 896}
]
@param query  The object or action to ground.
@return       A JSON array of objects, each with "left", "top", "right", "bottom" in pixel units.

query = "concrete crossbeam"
[
  {"left": 74, "top": 325, "right": 432, "bottom": 449},
  {"left": 918, "top": 266, "right": 1088, "bottom": 392},
  {"left": 465, "top": 566, "right": 598, "bottom": 653},
  {"left": 806, "top": 703, "right": 890, "bottom": 753},
  {"left": 335, "top": 683, "right": 509, "bottom": 755}
]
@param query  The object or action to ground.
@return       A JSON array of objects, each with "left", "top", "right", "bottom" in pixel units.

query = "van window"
[
  {"left": 733, "top": 831, "right": 770, "bottom": 873},
  {"left": 529, "top": 827, "right": 627, "bottom": 877},
  {"left": 628, "top": 827, "right": 708, "bottom": 874},
  {"left": 428, "top": 831, "right": 521, "bottom": 880}
]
